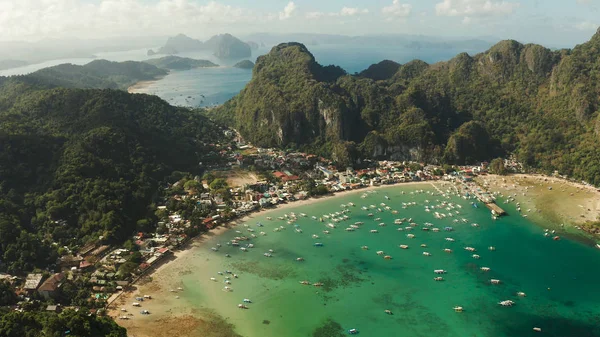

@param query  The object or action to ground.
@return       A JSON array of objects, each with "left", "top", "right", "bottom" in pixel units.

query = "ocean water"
[{"left": 180, "top": 184, "right": 600, "bottom": 337}]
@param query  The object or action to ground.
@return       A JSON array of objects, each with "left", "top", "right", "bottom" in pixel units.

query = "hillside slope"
[
  {"left": 212, "top": 29, "right": 600, "bottom": 184},
  {"left": 0, "top": 84, "right": 227, "bottom": 274}
]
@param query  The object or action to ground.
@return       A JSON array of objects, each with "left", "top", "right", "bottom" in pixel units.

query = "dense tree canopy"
[
  {"left": 212, "top": 30, "right": 600, "bottom": 183},
  {"left": 0, "top": 309, "right": 126, "bottom": 337},
  {"left": 0, "top": 82, "right": 228, "bottom": 274}
]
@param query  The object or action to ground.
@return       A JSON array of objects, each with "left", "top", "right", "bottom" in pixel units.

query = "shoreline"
[
  {"left": 127, "top": 74, "right": 168, "bottom": 93},
  {"left": 476, "top": 173, "right": 600, "bottom": 239},
  {"left": 108, "top": 174, "right": 600, "bottom": 336},
  {"left": 107, "top": 181, "right": 439, "bottom": 333}
]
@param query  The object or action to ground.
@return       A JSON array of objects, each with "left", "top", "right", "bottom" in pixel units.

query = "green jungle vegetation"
[
  {"left": 5, "top": 60, "right": 167, "bottom": 91},
  {"left": 0, "top": 79, "right": 228, "bottom": 275},
  {"left": 144, "top": 56, "right": 219, "bottom": 70},
  {"left": 0, "top": 308, "right": 126, "bottom": 337},
  {"left": 211, "top": 30, "right": 600, "bottom": 185}
]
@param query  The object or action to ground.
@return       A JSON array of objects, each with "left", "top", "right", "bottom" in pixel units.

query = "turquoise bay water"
[{"left": 180, "top": 184, "right": 600, "bottom": 337}]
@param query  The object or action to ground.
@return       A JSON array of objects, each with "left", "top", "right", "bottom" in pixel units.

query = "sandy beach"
[
  {"left": 107, "top": 181, "right": 438, "bottom": 336},
  {"left": 127, "top": 77, "right": 165, "bottom": 93},
  {"left": 477, "top": 174, "right": 600, "bottom": 235}
]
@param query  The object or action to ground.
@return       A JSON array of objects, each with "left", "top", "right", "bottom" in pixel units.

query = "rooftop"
[
  {"left": 23, "top": 273, "right": 44, "bottom": 290},
  {"left": 38, "top": 273, "right": 65, "bottom": 292}
]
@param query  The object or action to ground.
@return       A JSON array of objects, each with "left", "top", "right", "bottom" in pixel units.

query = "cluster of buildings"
[{"left": 0, "top": 135, "right": 520, "bottom": 313}]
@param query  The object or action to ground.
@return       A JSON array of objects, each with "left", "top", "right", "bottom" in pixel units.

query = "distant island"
[
  {"left": 22, "top": 59, "right": 167, "bottom": 90},
  {"left": 233, "top": 60, "right": 254, "bottom": 69},
  {"left": 148, "top": 33, "right": 251, "bottom": 59},
  {"left": 144, "top": 56, "right": 218, "bottom": 70},
  {"left": 0, "top": 59, "right": 29, "bottom": 71}
]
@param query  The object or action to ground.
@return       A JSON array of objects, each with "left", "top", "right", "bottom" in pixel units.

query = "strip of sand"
[
  {"left": 127, "top": 76, "right": 165, "bottom": 93},
  {"left": 477, "top": 174, "right": 600, "bottom": 235},
  {"left": 107, "top": 181, "right": 439, "bottom": 336}
]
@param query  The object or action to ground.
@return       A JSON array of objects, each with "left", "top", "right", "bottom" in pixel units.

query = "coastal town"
[{"left": 1, "top": 135, "right": 598, "bottom": 326}]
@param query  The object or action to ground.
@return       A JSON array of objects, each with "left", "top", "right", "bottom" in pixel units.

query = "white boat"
[
  {"left": 445, "top": 238, "right": 455, "bottom": 242},
  {"left": 376, "top": 251, "right": 385, "bottom": 255},
  {"left": 472, "top": 254, "right": 480, "bottom": 259},
  {"left": 399, "top": 245, "right": 409, "bottom": 249},
  {"left": 490, "top": 279, "right": 501, "bottom": 284},
  {"left": 480, "top": 267, "right": 490, "bottom": 272},
  {"left": 434, "top": 277, "right": 444, "bottom": 281},
  {"left": 464, "top": 247, "right": 476, "bottom": 252},
  {"left": 422, "top": 252, "right": 431, "bottom": 256},
  {"left": 488, "top": 246, "right": 496, "bottom": 251},
  {"left": 370, "top": 230, "right": 379, "bottom": 233},
  {"left": 361, "top": 246, "right": 369, "bottom": 250},
  {"left": 345, "top": 228, "right": 355, "bottom": 231},
  {"left": 533, "top": 327, "right": 542, "bottom": 332},
  {"left": 453, "top": 306, "right": 463, "bottom": 312},
  {"left": 443, "top": 248, "right": 452, "bottom": 253},
  {"left": 498, "top": 300, "right": 514, "bottom": 307},
  {"left": 406, "top": 234, "right": 415, "bottom": 238},
  {"left": 517, "top": 291, "right": 526, "bottom": 297},
  {"left": 327, "top": 223, "right": 336, "bottom": 229},
  {"left": 434, "top": 269, "right": 446, "bottom": 274}
]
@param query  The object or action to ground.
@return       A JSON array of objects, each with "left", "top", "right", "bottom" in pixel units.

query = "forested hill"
[
  {"left": 9, "top": 59, "right": 168, "bottom": 90},
  {"left": 211, "top": 29, "right": 600, "bottom": 185},
  {"left": 143, "top": 56, "right": 218, "bottom": 70},
  {"left": 0, "top": 82, "right": 227, "bottom": 275}
]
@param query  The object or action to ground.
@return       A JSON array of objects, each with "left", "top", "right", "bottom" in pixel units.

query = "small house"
[{"left": 38, "top": 273, "right": 65, "bottom": 300}]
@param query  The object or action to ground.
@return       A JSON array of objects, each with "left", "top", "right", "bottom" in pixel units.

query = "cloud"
[
  {"left": 340, "top": 7, "right": 369, "bottom": 16},
  {"left": 435, "top": 0, "right": 519, "bottom": 17},
  {"left": 462, "top": 16, "right": 472, "bottom": 24},
  {"left": 305, "top": 11, "right": 325, "bottom": 19},
  {"left": 575, "top": 21, "right": 598, "bottom": 30},
  {"left": 305, "top": 6, "right": 369, "bottom": 19},
  {"left": 0, "top": 0, "right": 268, "bottom": 40},
  {"left": 382, "top": 0, "right": 413, "bottom": 18},
  {"left": 279, "top": 2, "right": 296, "bottom": 20}
]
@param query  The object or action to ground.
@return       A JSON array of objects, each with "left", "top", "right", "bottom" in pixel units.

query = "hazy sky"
[{"left": 0, "top": 0, "right": 598, "bottom": 47}]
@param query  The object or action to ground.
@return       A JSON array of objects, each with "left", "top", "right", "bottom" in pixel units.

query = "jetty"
[{"left": 456, "top": 178, "right": 507, "bottom": 216}]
